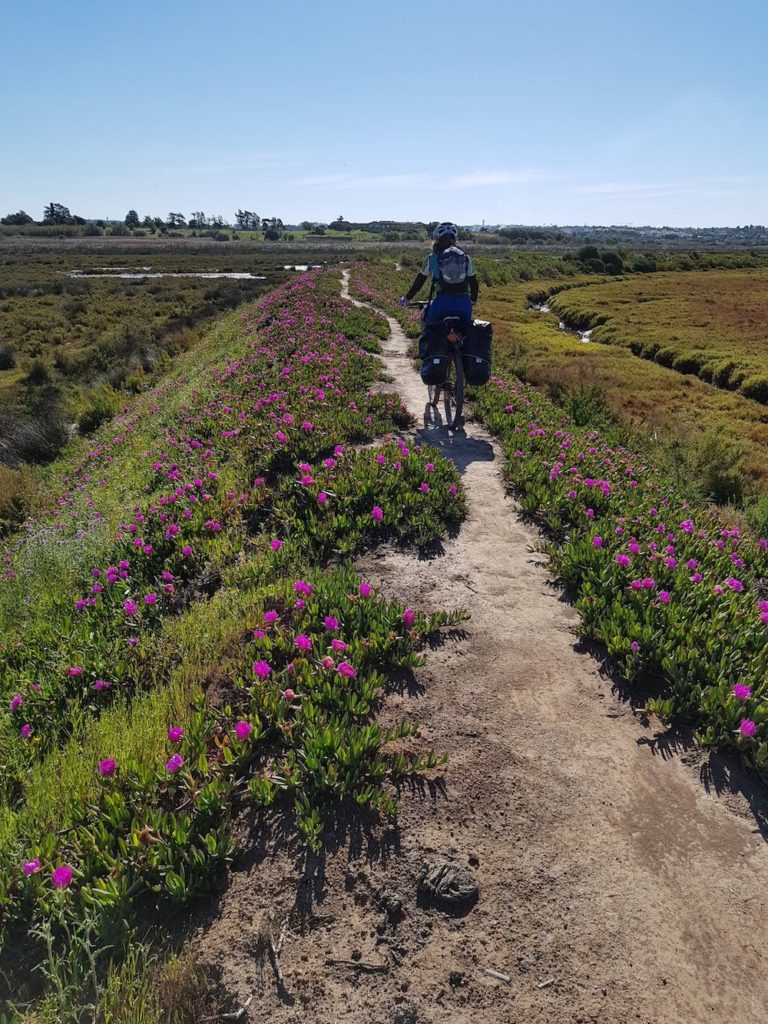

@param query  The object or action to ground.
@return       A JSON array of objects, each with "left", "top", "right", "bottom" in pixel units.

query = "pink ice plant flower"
[
  {"left": 264, "top": 609, "right": 279, "bottom": 624},
  {"left": 166, "top": 753, "right": 185, "bottom": 773},
  {"left": 20, "top": 724, "right": 32, "bottom": 738},
  {"left": 10, "top": 694, "right": 23, "bottom": 712},
  {"left": 234, "top": 721, "right": 253, "bottom": 741},
  {"left": 403, "top": 608, "right": 416, "bottom": 628},
  {"left": 337, "top": 661, "right": 357, "bottom": 679},
  {"left": 98, "top": 758, "right": 116, "bottom": 777},
  {"left": 371, "top": 505, "right": 384, "bottom": 522},
  {"left": 359, "top": 582, "right": 372, "bottom": 597},
  {"left": 270, "top": 539, "right": 283, "bottom": 551},
  {"left": 167, "top": 727, "right": 184, "bottom": 743},
  {"left": 252, "top": 660, "right": 272, "bottom": 679},
  {"left": 22, "top": 858, "right": 41, "bottom": 876},
  {"left": 282, "top": 688, "right": 295, "bottom": 702},
  {"left": 733, "top": 684, "right": 752, "bottom": 701},
  {"left": 739, "top": 719, "right": 758, "bottom": 739},
  {"left": 294, "top": 634, "right": 312, "bottom": 651},
  {"left": 324, "top": 615, "right": 340, "bottom": 631},
  {"left": 331, "top": 639, "right": 347, "bottom": 653},
  {"left": 52, "top": 865, "right": 74, "bottom": 889}
]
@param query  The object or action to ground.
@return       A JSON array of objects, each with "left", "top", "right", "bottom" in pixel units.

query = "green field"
[{"left": 546, "top": 270, "right": 768, "bottom": 402}]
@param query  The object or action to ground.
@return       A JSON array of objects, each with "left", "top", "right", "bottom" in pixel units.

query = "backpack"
[{"left": 436, "top": 246, "right": 469, "bottom": 294}]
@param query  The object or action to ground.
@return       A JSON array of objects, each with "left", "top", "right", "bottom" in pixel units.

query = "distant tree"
[
  {"left": 264, "top": 227, "right": 281, "bottom": 240},
  {"left": 125, "top": 209, "right": 140, "bottom": 227},
  {"left": 601, "top": 251, "right": 624, "bottom": 275},
  {"left": 235, "top": 209, "right": 260, "bottom": 230},
  {"left": 167, "top": 212, "right": 186, "bottom": 228},
  {"left": 1, "top": 210, "right": 33, "bottom": 225},
  {"left": 42, "top": 202, "right": 73, "bottom": 225},
  {"left": 577, "top": 245, "right": 600, "bottom": 263},
  {"left": 189, "top": 211, "right": 207, "bottom": 228},
  {"left": 210, "top": 214, "right": 225, "bottom": 227},
  {"left": 141, "top": 215, "right": 155, "bottom": 228}
]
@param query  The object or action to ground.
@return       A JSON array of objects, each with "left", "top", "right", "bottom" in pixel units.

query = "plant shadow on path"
[{"left": 573, "top": 635, "right": 768, "bottom": 839}]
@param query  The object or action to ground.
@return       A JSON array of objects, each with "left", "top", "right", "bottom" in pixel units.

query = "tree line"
[{"left": 0, "top": 204, "right": 285, "bottom": 233}]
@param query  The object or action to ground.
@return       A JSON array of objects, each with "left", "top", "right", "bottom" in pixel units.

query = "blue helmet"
[{"left": 432, "top": 221, "right": 459, "bottom": 242}]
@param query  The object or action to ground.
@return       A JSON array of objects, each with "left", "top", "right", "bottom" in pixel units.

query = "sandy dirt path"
[{"left": 196, "top": 274, "right": 768, "bottom": 1024}]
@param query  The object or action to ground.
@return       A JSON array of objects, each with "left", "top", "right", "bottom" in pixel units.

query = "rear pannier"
[
  {"left": 419, "top": 323, "right": 450, "bottom": 385},
  {"left": 461, "top": 320, "right": 492, "bottom": 386}
]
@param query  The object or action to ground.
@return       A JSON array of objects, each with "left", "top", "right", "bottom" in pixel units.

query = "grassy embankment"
[
  {"left": 351, "top": 258, "right": 768, "bottom": 763},
  {"left": 0, "top": 269, "right": 467, "bottom": 1021}
]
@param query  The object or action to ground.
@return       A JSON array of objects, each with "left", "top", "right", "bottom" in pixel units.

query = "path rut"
[{"left": 196, "top": 274, "right": 768, "bottom": 1024}]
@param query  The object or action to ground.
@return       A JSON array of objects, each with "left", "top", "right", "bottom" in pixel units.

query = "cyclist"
[{"left": 399, "top": 222, "right": 479, "bottom": 323}]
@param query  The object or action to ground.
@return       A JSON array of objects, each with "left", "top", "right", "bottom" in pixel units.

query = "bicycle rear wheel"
[{"left": 443, "top": 347, "right": 464, "bottom": 430}]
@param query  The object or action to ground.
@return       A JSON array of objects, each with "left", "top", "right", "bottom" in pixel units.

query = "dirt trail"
[{"left": 196, "top": 274, "right": 768, "bottom": 1024}]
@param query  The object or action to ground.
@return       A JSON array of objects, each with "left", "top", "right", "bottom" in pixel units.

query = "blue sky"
[{"left": 2, "top": 0, "right": 767, "bottom": 227}]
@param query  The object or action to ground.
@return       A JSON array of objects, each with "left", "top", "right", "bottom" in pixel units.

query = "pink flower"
[
  {"left": 144, "top": 593, "right": 157, "bottom": 605},
  {"left": 123, "top": 599, "right": 138, "bottom": 616},
  {"left": 294, "top": 599, "right": 306, "bottom": 610},
  {"left": 264, "top": 609, "right": 279, "bottom": 624},
  {"left": 252, "top": 660, "right": 271, "bottom": 679},
  {"left": 449, "top": 484, "right": 458, "bottom": 495},
  {"left": 425, "top": 463, "right": 435, "bottom": 473},
  {"left": 167, "top": 727, "right": 184, "bottom": 743},
  {"left": 321, "top": 656, "right": 335, "bottom": 669},
  {"left": 331, "top": 638, "right": 347, "bottom": 653},
  {"left": 182, "top": 545, "right": 193, "bottom": 557},
  {"left": 739, "top": 718, "right": 758, "bottom": 739},
  {"left": 403, "top": 608, "right": 416, "bottom": 628},
  {"left": 615, "top": 554, "right": 630, "bottom": 567},
  {"left": 687, "top": 559, "right": 698, "bottom": 570},
  {"left": 92, "top": 679, "right": 110, "bottom": 691},
  {"left": 317, "top": 492, "right": 328, "bottom": 505},
  {"left": 294, "top": 635, "right": 312, "bottom": 651},
  {"left": 98, "top": 758, "right": 116, "bottom": 777},
  {"left": 67, "top": 666, "right": 83, "bottom": 677},
  {"left": 371, "top": 505, "right": 384, "bottom": 522},
  {"left": 726, "top": 577, "right": 744, "bottom": 592},
  {"left": 359, "top": 582, "right": 372, "bottom": 598},
  {"left": 630, "top": 641, "right": 640, "bottom": 652},
  {"left": 270, "top": 539, "right": 283, "bottom": 551},
  {"left": 22, "top": 858, "right": 41, "bottom": 876},
  {"left": 324, "top": 615, "right": 340, "bottom": 631},
  {"left": 592, "top": 536, "right": 603, "bottom": 549},
  {"left": 337, "top": 661, "right": 357, "bottom": 678},
  {"left": 664, "top": 557, "right": 677, "bottom": 569},
  {"left": 733, "top": 684, "right": 752, "bottom": 701},
  {"left": 282, "top": 688, "right": 295, "bottom": 702},
  {"left": 166, "top": 753, "right": 185, "bottom": 773},
  {"left": 419, "top": 483, "right": 430, "bottom": 494},
  {"left": 10, "top": 694, "right": 23, "bottom": 713},
  {"left": 234, "top": 720, "right": 253, "bottom": 741},
  {"left": 658, "top": 591, "right": 670, "bottom": 604},
  {"left": 20, "top": 724, "right": 32, "bottom": 739},
  {"left": 52, "top": 865, "right": 74, "bottom": 889}
]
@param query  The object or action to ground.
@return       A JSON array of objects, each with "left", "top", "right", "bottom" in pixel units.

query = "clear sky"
[{"left": 2, "top": 0, "right": 767, "bottom": 227}]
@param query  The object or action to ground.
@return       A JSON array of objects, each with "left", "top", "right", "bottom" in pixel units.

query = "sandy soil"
[{"left": 194, "top": 273, "right": 768, "bottom": 1024}]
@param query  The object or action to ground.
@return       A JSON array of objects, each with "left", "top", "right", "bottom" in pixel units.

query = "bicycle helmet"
[{"left": 432, "top": 221, "right": 459, "bottom": 241}]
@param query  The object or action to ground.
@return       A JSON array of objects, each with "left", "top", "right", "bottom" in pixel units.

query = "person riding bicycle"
[{"left": 399, "top": 222, "right": 478, "bottom": 323}]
